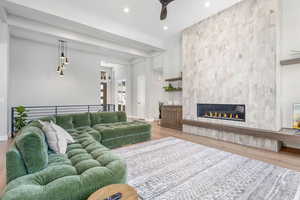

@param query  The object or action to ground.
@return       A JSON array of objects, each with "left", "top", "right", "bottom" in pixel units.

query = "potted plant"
[
  {"left": 15, "top": 106, "right": 28, "bottom": 134},
  {"left": 163, "top": 83, "right": 174, "bottom": 91}
]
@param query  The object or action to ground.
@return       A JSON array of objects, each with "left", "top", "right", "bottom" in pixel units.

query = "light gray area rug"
[{"left": 113, "top": 137, "right": 300, "bottom": 200}]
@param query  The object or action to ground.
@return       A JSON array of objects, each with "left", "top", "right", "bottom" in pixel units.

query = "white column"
[{"left": 0, "top": 20, "right": 9, "bottom": 140}]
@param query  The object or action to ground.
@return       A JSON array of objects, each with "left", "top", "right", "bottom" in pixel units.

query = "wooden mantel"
[{"left": 183, "top": 119, "right": 300, "bottom": 144}]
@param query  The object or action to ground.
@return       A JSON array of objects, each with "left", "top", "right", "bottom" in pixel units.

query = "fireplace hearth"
[{"left": 197, "top": 104, "right": 246, "bottom": 122}]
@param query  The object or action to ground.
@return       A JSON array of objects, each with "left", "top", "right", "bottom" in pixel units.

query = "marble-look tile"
[
  {"left": 183, "top": 125, "right": 281, "bottom": 152},
  {"left": 182, "top": 0, "right": 280, "bottom": 151},
  {"left": 182, "top": 0, "right": 278, "bottom": 131}
]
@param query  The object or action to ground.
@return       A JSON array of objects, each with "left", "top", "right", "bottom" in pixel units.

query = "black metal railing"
[{"left": 11, "top": 104, "right": 116, "bottom": 134}]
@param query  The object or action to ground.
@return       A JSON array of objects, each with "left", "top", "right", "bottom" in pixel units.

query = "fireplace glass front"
[{"left": 197, "top": 104, "right": 246, "bottom": 122}]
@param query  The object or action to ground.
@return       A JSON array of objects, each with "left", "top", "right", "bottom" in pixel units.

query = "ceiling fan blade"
[{"left": 158, "top": 0, "right": 175, "bottom": 20}]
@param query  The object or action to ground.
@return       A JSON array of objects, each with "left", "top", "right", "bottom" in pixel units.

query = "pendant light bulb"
[
  {"left": 57, "top": 66, "right": 61, "bottom": 73},
  {"left": 59, "top": 70, "right": 64, "bottom": 78},
  {"left": 60, "top": 52, "right": 65, "bottom": 60},
  {"left": 65, "top": 57, "right": 69, "bottom": 65}
]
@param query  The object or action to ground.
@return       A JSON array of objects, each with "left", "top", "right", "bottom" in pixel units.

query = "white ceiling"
[
  {"left": 1, "top": 0, "right": 242, "bottom": 63},
  {"left": 2, "top": 0, "right": 241, "bottom": 46}
]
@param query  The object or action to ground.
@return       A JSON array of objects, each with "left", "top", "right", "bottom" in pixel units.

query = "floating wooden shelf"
[
  {"left": 280, "top": 58, "right": 300, "bottom": 66},
  {"left": 165, "top": 88, "right": 182, "bottom": 92},
  {"left": 165, "top": 77, "right": 182, "bottom": 82}
]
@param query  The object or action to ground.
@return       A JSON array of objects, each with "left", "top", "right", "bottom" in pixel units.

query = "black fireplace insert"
[{"left": 197, "top": 104, "right": 246, "bottom": 122}]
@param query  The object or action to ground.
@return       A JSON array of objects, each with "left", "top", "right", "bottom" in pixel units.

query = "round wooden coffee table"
[{"left": 88, "top": 184, "right": 139, "bottom": 200}]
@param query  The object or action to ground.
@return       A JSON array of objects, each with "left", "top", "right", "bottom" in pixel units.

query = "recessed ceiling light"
[
  {"left": 204, "top": 1, "right": 211, "bottom": 7},
  {"left": 163, "top": 26, "right": 169, "bottom": 30},
  {"left": 123, "top": 7, "right": 130, "bottom": 13}
]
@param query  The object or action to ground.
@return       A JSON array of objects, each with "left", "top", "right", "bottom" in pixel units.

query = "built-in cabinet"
[{"left": 161, "top": 105, "right": 183, "bottom": 130}]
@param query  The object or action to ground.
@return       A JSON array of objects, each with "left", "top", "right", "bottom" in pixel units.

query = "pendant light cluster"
[{"left": 56, "top": 40, "right": 70, "bottom": 77}]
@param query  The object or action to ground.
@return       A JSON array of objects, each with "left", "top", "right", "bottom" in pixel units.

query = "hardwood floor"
[
  {"left": 0, "top": 139, "right": 12, "bottom": 194},
  {"left": 1, "top": 123, "right": 300, "bottom": 193}
]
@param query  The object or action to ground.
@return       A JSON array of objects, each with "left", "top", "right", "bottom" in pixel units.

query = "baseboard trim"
[{"left": 145, "top": 118, "right": 155, "bottom": 122}]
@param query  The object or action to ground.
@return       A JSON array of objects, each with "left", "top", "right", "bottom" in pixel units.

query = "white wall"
[
  {"left": 162, "top": 36, "right": 183, "bottom": 106},
  {"left": 0, "top": 20, "right": 9, "bottom": 140},
  {"left": 131, "top": 58, "right": 164, "bottom": 120},
  {"left": 163, "top": 36, "right": 183, "bottom": 79},
  {"left": 131, "top": 59, "right": 150, "bottom": 119},
  {"left": 9, "top": 37, "right": 132, "bottom": 113},
  {"left": 280, "top": 0, "right": 300, "bottom": 128},
  {"left": 130, "top": 37, "right": 183, "bottom": 121}
]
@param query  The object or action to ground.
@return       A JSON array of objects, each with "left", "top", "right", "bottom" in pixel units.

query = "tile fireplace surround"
[
  {"left": 183, "top": 124, "right": 282, "bottom": 152},
  {"left": 182, "top": 0, "right": 281, "bottom": 152}
]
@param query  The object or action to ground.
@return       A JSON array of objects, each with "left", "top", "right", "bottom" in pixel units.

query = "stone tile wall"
[{"left": 182, "top": 0, "right": 280, "bottom": 151}]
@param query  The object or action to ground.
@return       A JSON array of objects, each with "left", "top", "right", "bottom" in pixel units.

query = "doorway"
[{"left": 100, "top": 82, "right": 108, "bottom": 105}]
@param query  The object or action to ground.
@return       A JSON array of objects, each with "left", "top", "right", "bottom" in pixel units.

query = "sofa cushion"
[
  {"left": 51, "top": 121, "right": 75, "bottom": 144},
  {"left": 6, "top": 145, "right": 27, "bottom": 183},
  {"left": 71, "top": 113, "right": 91, "bottom": 128},
  {"left": 56, "top": 114, "right": 74, "bottom": 129},
  {"left": 40, "top": 116, "right": 57, "bottom": 123},
  {"left": 100, "top": 112, "right": 119, "bottom": 123},
  {"left": 15, "top": 126, "right": 48, "bottom": 174},
  {"left": 90, "top": 113, "right": 103, "bottom": 126},
  {"left": 116, "top": 112, "right": 127, "bottom": 122},
  {"left": 2, "top": 132, "right": 127, "bottom": 200},
  {"left": 75, "top": 127, "right": 102, "bottom": 143}
]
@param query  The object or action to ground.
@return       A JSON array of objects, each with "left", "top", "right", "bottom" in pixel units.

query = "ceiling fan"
[{"left": 158, "top": 0, "right": 175, "bottom": 20}]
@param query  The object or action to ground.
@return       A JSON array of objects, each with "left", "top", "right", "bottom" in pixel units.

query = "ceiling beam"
[
  {"left": 10, "top": 26, "right": 132, "bottom": 65},
  {"left": 8, "top": 15, "right": 150, "bottom": 58}
]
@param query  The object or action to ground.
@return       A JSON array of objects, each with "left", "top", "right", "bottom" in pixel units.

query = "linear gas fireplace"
[{"left": 197, "top": 104, "right": 246, "bottom": 122}]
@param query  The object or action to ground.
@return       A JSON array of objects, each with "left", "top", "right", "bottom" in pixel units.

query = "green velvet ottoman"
[{"left": 93, "top": 121, "right": 151, "bottom": 149}]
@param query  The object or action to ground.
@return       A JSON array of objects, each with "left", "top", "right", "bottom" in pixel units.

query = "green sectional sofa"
[{"left": 2, "top": 112, "right": 151, "bottom": 200}]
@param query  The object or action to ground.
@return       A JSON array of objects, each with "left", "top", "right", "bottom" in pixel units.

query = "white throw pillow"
[
  {"left": 38, "top": 120, "right": 68, "bottom": 154},
  {"left": 50, "top": 121, "right": 75, "bottom": 144}
]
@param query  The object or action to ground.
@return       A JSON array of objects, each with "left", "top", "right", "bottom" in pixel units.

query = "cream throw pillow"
[
  {"left": 39, "top": 120, "right": 67, "bottom": 154},
  {"left": 50, "top": 121, "right": 75, "bottom": 144}
]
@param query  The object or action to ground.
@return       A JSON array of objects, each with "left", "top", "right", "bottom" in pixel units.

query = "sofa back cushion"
[
  {"left": 117, "top": 112, "right": 127, "bottom": 122},
  {"left": 90, "top": 112, "right": 125, "bottom": 126},
  {"left": 6, "top": 144, "right": 27, "bottom": 183},
  {"left": 90, "top": 112, "right": 103, "bottom": 126},
  {"left": 15, "top": 126, "right": 48, "bottom": 174},
  {"left": 71, "top": 113, "right": 91, "bottom": 128},
  {"left": 56, "top": 114, "right": 73, "bottom": 129},
  {"left": 101, "top": 112, "right": 119, "bottom": 123},
  {"left": 29, "top": 116, "right": 57, "bottom": 129}
]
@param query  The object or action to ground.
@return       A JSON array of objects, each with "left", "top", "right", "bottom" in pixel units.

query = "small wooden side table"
[{"left": 88, "top": 184, "right": 139, "bottom": 200}]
